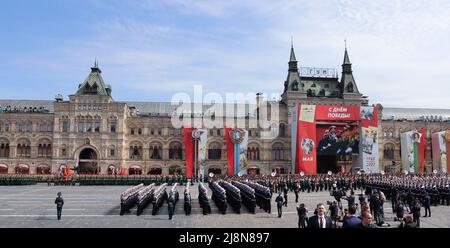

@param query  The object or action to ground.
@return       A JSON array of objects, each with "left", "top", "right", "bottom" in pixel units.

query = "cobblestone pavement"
[{"left": 0, "top": 184, "right": 448, "bottom": 228}]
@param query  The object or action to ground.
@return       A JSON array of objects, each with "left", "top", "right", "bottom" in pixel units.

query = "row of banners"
[
  {"left": 291, "top": 104, "right": 380, "bottom": 175},
  {"left": 182, "top": 104, "right": 450, "bottom": 177},
  {"left": 184, "top": 127, "right": 249, "bottom": 177}
]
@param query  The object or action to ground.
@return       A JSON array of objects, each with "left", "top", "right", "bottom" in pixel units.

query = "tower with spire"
[
  {"left": 74, "top": 60, "right": 112, "bottom": 97},
  {"left": 283, "top": 42, "right": 303, "bottom": 93},
  {"left": 340, "top": 45, "right": 362, "bottom": 100}
]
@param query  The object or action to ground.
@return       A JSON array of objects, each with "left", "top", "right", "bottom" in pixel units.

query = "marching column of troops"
[{"left": 116, "top": 172, "right": 448, "bottom": 228}]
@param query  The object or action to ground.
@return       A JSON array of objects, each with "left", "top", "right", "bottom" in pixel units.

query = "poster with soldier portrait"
[
  {"left": 432, "top": 131, "right": 448, "bottom": 173},
  {"left": 401, "top": 129, "right": 425, "bottom": 173},
  {"left": 359, "top": 106, "right": 379, "bottom": 173}
]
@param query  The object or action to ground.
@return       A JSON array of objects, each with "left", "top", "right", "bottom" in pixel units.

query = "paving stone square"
[{"left": 0, "top": 184, "right": 448, "bottom": 228}]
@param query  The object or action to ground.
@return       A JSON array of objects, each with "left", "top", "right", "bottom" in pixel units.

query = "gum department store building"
[{"left": 1, "top": 46, "right": 449, "bottom": 176}]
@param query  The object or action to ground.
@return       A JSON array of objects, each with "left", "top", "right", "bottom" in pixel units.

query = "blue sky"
[{"left": 1, "top": 0, "right": 450, "bottom": 108}]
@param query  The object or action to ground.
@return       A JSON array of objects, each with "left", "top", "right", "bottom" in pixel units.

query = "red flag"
[
  {"left": 183, "top": 127, "right": 195, "bottom": 178},
  {"left": 225, "top": 127, "right": 234, "bottom": 175}
]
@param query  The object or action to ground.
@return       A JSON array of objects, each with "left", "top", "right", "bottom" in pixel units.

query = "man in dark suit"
[
  {"left": 342, "top": 204, "right": 361, "bottom": 228},
  {"left": 308, "top": 203, "right": 333, "bottom": 228}
]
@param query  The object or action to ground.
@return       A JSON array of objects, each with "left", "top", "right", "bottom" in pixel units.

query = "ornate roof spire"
[
  {"left": 290, "top": 36, "right": 297, "bottom": 62},
  {"left": 91, "top": 59, "right": 101, "bottom": 73}
]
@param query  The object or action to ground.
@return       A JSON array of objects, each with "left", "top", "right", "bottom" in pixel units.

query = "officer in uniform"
[
  {"left": 283, "top": 186, "right": 288, "bottom": 207},
  {"left": 294, "top": 183, "right": 300, "bottom": 203},
  {"left": 275, "top": 192, "right": 284, "bottom": 218},
  {"left": 422, "top": 191, "right": 431, "bottom": 217},
  {"left": 167, "top": 193, "right": 175, "bottom": 220},
  {"left": 54, "top": 192, "right": 64, "bottom": 220},
  {"left": 184, "top": 187, "right": 192, "bottom": 216}
]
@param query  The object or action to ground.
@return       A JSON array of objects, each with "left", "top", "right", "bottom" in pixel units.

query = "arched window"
[
  {"left": 17, "top": 138, "right": 31, "bottom": 158},
  {"left": 149, "top": 142, "right": 163, "bottom": 160},
  {"left": 0, "top": 139, "right": 10, "bottom": 158},
  {"left": 208, "top": 142, "right": 222, "bottom": 160},
  {"left": 347, "top": 82, "right": 354, "bottom": 93},
  {"left": 293, "top": 81, "right": 299, "bottom": 91},
  {"left": 169, "top": 142, "right": 183, "bottom": 160},
  {"left": 169, "top": 165, "right": 182, "bottom": 175},
  {"left": 247, "top": 144, "right": 260, "bottom": 161},
  {"left": 383, "top": 144, "right": 395, "bottom": 160},
  {"left": 129, "top": 141, "right": 143, "bottom": 160},
  {"left": 37, "top": 164, "right": 51, "bottom": 175},
  {"left": 37, "top": 139, "right": 52, "bottom": 158},
  {"left": 279, "top": 123, "right": 286, "bottom": 137},
  {"left": 272, "top": 143, "right": 285, "bottom": 161}
]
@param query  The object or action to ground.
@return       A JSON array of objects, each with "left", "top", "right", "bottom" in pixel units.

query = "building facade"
[{"left": 1, "top": 47, "right": 449, "bottom": 175}]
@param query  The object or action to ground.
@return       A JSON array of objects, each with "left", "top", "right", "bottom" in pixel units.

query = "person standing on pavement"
[
  {"left": 411, "top": 198, "right": 421, "bottom": 227},
  {"left": 54, "top": 192, "right": 64, "bottom": 220},
  {"left": 308, "top": 203, "right": 333, "bottom": 228},
  {"left": 167, "top": 194, "right": 175, "bottom": 220},
  {"left": 294, "top": 183, "right": 300, "bottom": 203},
  {"left": 422, "top": 192, "right": 431, "bottom": 218},
  {"left": 283, "top": 186, "right": 288, "bottom": 207},
  {"left": 297, "top": 203, "right": 308, "bottom": 228},
  {"left": 275, "top": 192, "right": 284, "bottom": 218}
]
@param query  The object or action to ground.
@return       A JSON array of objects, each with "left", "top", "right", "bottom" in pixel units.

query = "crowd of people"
[{"left": 211, "top": 172, "right": 449, "bottom": 228}]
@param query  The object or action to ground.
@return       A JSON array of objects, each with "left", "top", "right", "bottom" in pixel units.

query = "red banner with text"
[
  {"left": 315, "top": 105, "right": 360, "bottom": 121},
  {"left": 296, "top": 104, "right": 317, "bottom": 175}
]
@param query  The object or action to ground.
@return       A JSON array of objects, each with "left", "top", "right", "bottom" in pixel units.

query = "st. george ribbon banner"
[
  {"left": 197, "top": 129, "right": 208, "bottom": 179},
  {"left": 226, "top": 128, "right": 248, "bottom": 176},
  {"left": 432, "top": 131, "right": 449, "bottom": 173},
  {"left": 401, "top": 129, "right": 426, "bottom": 173}
]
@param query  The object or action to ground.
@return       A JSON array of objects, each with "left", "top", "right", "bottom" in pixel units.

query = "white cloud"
[{"left": 7, "top": 0, "right": 450, "bottom": 108}]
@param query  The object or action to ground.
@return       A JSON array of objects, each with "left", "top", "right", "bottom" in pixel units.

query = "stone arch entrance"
[
  {"left": 247, "top": 167, "right": 260, "bottom": 176},
  {"left": 148, "top": 167, "right": 162, "bottom": 175},
  {"left": 77, "top": 147, "right": 99, "bottom": 174}
]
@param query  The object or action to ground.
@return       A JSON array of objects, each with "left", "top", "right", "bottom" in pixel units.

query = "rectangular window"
[
  {"left": 158, "top": 129, "right": 162, "bottom": 135},
  {"left": 138, "top": 128, "right": 142, "bottom": 135},
  {"left": 95, "top": 122, "right": 100, "bottom": 133},
  {"left": 5, "top": 124, "right": 9, "bottom": 132},
  {"left": 110, "top": 149, "right": 115, "bottom": 157},
  {"left": 86, "top": 122, "right": 92, "bottom": 132},
  {"left": 131, "top": 128, "right": 135, "bottom": 135},
  {"left": 47, "top": 124, "right": 53, "bottom": 132},
  {"left": 62, "top": 121, "right": 69, "bottom": 133},
  {"left": 110, "top": 123, "right": 116, "bottom": 133},
  {"left": 39, "top": 123, "right": 45, "bottom": 132},
  {"left": 78, "top": 122, "right": 85, "bottom": 133},
  {"left": 62, "top": 148, "right": 67, "bottom": 157},
  {"left": 150, "top": 129, "right": 154, "bottom": 135}
]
